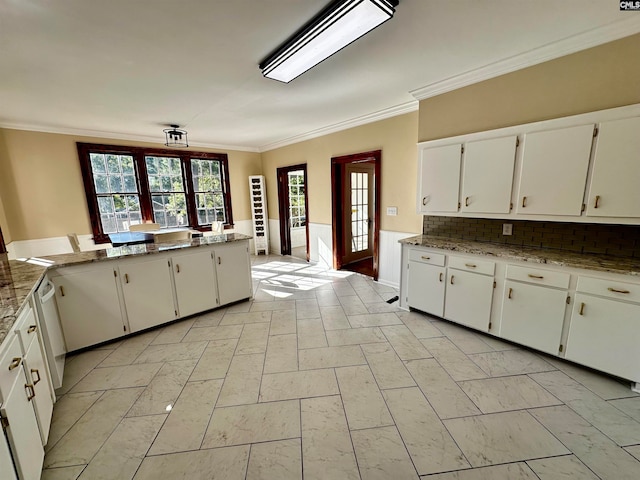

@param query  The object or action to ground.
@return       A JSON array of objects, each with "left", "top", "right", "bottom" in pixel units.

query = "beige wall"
[
  {"left": 0, "top": 129, "right": 261, "bottom": 241},
  {"left": 419, "top": 33, "right": 640, "bottom": 142},
  {"left": 261, "top": 112, "right": 422, "bottom": 234}
]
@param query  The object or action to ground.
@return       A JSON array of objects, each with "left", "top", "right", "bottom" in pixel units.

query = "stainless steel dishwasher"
[{"left": 35, "top": 276, "right": 66, "bottom": 390}]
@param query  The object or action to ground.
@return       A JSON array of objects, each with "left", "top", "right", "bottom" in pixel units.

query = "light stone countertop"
[
  {"left": 400, "top": 235, "right": 640, "bottom": 277},
  {"left": 0, "top": 233, "right": 251, "bottom": 344}
]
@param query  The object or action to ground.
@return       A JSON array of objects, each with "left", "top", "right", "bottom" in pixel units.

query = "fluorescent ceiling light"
[{"left": 260, "top": 0, "right": 398, "bottom": 83}]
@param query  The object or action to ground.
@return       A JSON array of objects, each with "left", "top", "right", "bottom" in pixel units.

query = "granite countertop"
[
  {"left": 0, "top": 233, "right": 252, "bottom": 344},
  {"left": 400, "top": 235, "right": 640, "bottom": 277}
]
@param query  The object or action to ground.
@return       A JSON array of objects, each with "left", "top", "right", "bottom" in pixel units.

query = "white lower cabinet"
[
  {"left": 119, "top": 256, "right": 177, "bottom": 333},
  {"left": 0, "top": 426, "right": 17, "bottom": 480},
  {"left": 214, "top": 243, "right": 252, "bottom": 306},
  {"left": 566, "top": 293, "right": 640, "bottom": 382},
  {"left": 0, "top": 336, "right": 43, "bottom": 480},
  {"left": 500, "top": 280, "right": 567, "bottom": 356},
  {"left": 407, "top": 262, "right": 445, "bottom": 317},
  {"left": 14, "top": 304, "right": 54, "bottom": 446},
  {"left": 53, "top": 265, "right": 127, "bottom": 351},
  {"left": 444, "top": 268, "right": 494, "bottom": 332},
  {"left": 172, "top": 249, "right": 219, "bottom": 318}
]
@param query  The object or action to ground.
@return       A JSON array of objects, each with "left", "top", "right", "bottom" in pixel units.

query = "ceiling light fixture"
[
  {"left": 163, "top": 125, "right": 189, "bottom": 147},
  {"left": 259, "top": 0, "right": 398, "bottom": 83}
]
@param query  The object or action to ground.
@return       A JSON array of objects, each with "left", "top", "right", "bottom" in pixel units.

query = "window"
[
  {"left": 287, "top": 171, "right": 306, "bottom": 228},
  {"left": 78, "top": 143, "right": 233, "bottom": 243}
]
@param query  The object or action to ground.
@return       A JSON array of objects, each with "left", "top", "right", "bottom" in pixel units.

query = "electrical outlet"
[{"left": 502, "top": 223, "right": 513, "bottom": 235}]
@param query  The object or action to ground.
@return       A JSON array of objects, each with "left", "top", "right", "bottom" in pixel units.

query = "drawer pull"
[
  {"left": 421, "top": 256, "right": 430, "bottom": 260},
  {"left": 8, "top": 357, "right": 22, "bottom": 371},
  {"left": 27, "top": 325, "right": 37, "bottom": 334},
  {"left": 125, "top": 273, "right": 130, "bottom": 284},
  {"left": 528, "top": 274, "right": 544, "bottom": 279},
  {"left": 508, "top": 287, "right": 513, "bottom": 299},
  {"left": 465, "top": 263, "right": 476, "bottom": 268},
  {"left": 579, "top": 302, "right": 585, "bottom": 315},
  {"left": 594, "top": 195, "right": 600, "bottom": 209},
  {"left": 465, "top": 196, "right": 470, "bottom": 207},
  {"left": 60, "top": 286, "right": 65, "bottom": 297},
  {"left": 607, "top": 287, "right": 630, "bottom": 294},
  {"left": 522, "top": 196, "right": 527, "bottom": 208},
  {"left": 218, "top": 257, "right": 221, "bottom": 265},
  {"left": 439, "top": 272, "right": 443, "bottom": 282},
  {"left": 422, "top": 196, "right": 428, "bottom": 206},
  {"left": 31, "top": 368, "right": 41, "bottom": 385},
  {"left": 176, "top": 264, "right": 180, "bottom": 273},
  {"left": 450, "top": 275, "right": 455, "bottom": 285},
  {"left": 25, "top": 384, "right": 36, "bottom": 401}
]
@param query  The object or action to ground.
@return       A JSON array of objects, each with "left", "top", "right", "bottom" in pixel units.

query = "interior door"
[
  {"left": 277, "top": 164, "right": 309, "bottom": 260},
  {"left": 342, "top": 162, "right": 374, "bottom": 265}
]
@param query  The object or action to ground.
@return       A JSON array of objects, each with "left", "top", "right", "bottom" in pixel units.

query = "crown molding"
[
  {"left": 259, "top": 100, "right": 418, "bottom": 152},
  {"left": 410, "top": 17, "right": 640, "bottom": 101},
  {"left": 0, "top": 122, "right": 261, "bottom": 153}
]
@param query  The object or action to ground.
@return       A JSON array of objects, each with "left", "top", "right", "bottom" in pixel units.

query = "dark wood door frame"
[
  {"left": 0, "top": 226, "right": 6, "bottom": 254},
  {"left": 277, "top": 164, "right": 310, "bottom": 261},
  {"left": 331, "top": 150, "right": 381, "bottom": 280}
]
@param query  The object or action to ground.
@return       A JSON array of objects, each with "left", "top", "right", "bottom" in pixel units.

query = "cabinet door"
[
  {"left": 418, "top": 144, "right": 461, "bottom": 213},
  {"left": 500, "top": 281, "right": 567, "bottom": 355},
  {"left": 407, "top": 262, "right": 445, "bottom": 317},
  {"left": 461, "top": 136, "right": 517, "bottom": 214},
  {"left": 53, "top": 267, "right": 126, "bottom": 351},
  {"left": 444, "top": 270, "right": 494, "bottom": 332},
  {"left": 23, "top": 337, "right": 53, "bottom": 445},
  {"left": 1, "top": 355, "right": 44, "bottom": 480},
  {"left": 566, "top": 294, "right": 640, "bottom": 382},
  {"left": 586, "top": 116, "right": 640, "bottom": 218},
  {"left": 516, "top": 124, "right": 594, "bottom": 216},
  {"left": 173, "top": 249, "right": 218, "bottom": 317},
  {"left": 215, "top": 243, "right": 252, "bottom": 306},
  {"left": 120, "top": 256, "right": 177, "bottom": 332},
  {"left": 0, "top": 425, "right": 17, "bottom": 480}
]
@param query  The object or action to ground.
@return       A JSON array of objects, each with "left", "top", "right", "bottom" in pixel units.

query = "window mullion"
[
  {"left": 183, "top": 156, "right": 198, "bottom": 229},
  {"left": 136, "top": 150, "right": 153, "bottom": 222}
]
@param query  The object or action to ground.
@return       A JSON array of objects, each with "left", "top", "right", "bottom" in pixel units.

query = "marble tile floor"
[{"left": 41, "top": 254, "right": 640, "bottom": 480}]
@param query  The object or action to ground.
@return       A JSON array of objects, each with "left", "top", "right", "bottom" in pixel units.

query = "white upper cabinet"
[
  {"left": 461, "top": 136, "right": 517, "bottom": 214},
  {"left": 586, "top": 116, "right": 640, "bottom": 218},
  {"left": 417, "top": 144, "right": 461, "bottom": 213},
  {"left": 516, "top": 124, "right": 594, "bottom": 216}
]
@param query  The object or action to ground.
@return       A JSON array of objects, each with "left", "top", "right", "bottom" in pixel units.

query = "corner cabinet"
[{"left": 417, "top": 144, "right": 461, "bottom": 213}]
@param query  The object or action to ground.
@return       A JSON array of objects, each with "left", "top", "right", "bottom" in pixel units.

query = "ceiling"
[{"left": 1, "top": 1, "right": 639, "bottom": 152}]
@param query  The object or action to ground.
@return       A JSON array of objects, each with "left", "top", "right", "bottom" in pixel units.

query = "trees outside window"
[{"left": 77, "top": 143, "right": 233, "bottom": 243}]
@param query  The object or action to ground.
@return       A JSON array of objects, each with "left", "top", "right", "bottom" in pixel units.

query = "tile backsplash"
[{"left": 422, "top": 216, "right": 640, "bottom": 259}]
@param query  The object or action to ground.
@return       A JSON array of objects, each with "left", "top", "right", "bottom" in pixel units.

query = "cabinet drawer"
[
  {"left": 408, "top": 249, "right": 445, "bottom": 266},
  {"left": 13, "top": 304, "right": 39, "bottom": 353},
  {"left": 506, "top": 265, "right": 570, "bottom": 289},
  {"left": 448, "top": 255, "right": 495, "bottom": 276},
  {"left": 576, "top": 276, "right": 640, "bottom": 303},
  {"left": 0, "top": 335, "right": 23, "bottom": 399}
]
